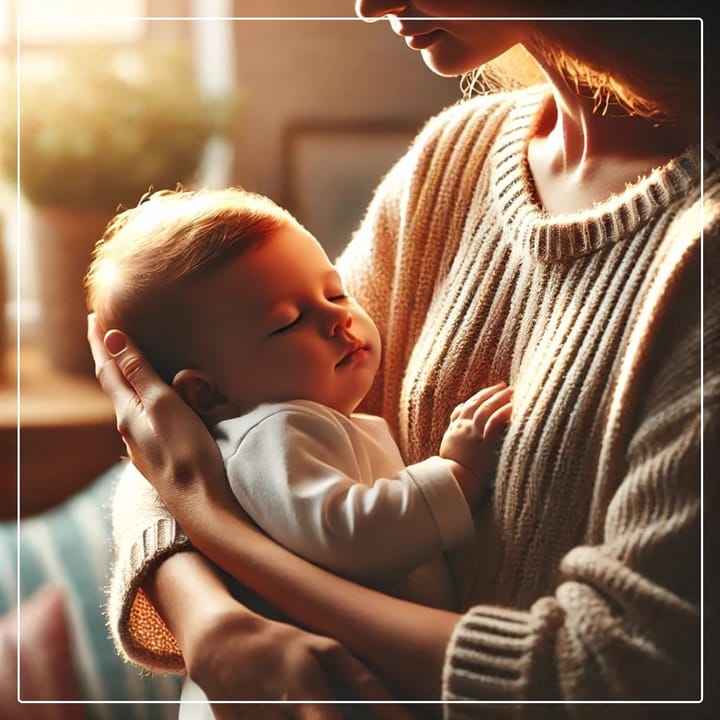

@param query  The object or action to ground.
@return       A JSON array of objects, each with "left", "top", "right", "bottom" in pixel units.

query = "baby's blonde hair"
[{"left": 85, "top": 186, "right": 297, "bottom": 381}]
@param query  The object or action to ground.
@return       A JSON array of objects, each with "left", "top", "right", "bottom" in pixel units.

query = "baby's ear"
[{"left": 172, "top": 369, "right": 234, "bottom": 426}]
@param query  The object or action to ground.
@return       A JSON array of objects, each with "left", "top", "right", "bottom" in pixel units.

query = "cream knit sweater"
[{"left": 108, "top": 86, "right": 719, "bottom": 715}]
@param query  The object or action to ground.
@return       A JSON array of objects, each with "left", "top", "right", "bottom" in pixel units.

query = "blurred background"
[{"left": 0, "top": 0, "right": 463, "bottom": 516}]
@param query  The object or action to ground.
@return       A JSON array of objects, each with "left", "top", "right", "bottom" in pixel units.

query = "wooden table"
[{"left": 0, "top": 344, "right": 126, "bottom": 519}]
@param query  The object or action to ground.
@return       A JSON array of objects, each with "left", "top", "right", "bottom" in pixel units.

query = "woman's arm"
[
  {"left": 92, "top": 318, "right": 457, "bottom": 699},
  {"left": 158, "top": 476, "right": 459, "bottom": 700},
  {"left": 145, "top": 551, "right": 403, "bottom": 715},
  {"left": 89, "top": 315, "right": 413, "bottom": 713}
]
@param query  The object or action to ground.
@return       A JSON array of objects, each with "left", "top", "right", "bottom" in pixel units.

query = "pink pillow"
[{"left": 0, "top": 584, "right": 85, "bottom": 719}]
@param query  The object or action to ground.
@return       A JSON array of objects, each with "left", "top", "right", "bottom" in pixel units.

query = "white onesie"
[{"left": 180, "top": 399, "right": 475, "bottom": 718}]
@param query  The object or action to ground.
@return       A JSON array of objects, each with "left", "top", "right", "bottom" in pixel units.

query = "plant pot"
[{"left": 30, "top": 206, "right": 113, "bottom": 376}]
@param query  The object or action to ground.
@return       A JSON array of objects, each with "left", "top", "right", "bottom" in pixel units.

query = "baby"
[{"left": 85, "top": 187, "right": 512, "bottom": 612}]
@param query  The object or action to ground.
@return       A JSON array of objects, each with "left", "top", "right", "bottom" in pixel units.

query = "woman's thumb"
[
  {"left": 104, "top": 329, "right": 128, "bottom": 356},
  {"left": 104, "top": 329, "right": 158, "bottom": 396}
]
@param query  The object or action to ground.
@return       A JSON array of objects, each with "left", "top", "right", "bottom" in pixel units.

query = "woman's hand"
[
  {"left": 193, "top": 610, "right": 408, "bottom": 719},
  {"left": 89, "top": 314, "right": 452, "bottom": 711},
  {"left": 148, "top": 552, "right": 415, "bottom": 720},
  {"left": 87, "top": 313, "right": 232, "bottom": 512},
  {"left": 89, "top": 315, "right": 415, "bottom": 714}
]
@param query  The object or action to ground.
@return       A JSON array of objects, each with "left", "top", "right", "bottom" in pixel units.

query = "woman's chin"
[{"left": 420, "top": 48, "right": 476, "bottom": 79}]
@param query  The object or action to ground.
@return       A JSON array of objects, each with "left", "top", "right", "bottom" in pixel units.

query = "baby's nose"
[{"left": 326, "top": 306, "right": 352, "bottom": 336}]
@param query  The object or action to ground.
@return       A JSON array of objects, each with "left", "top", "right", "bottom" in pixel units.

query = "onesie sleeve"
[
  {"left": 223, "top": 405, "right": 474, "bottom": 587},
  {"left": 402, "top": 455, "right": 478, "bottom": 551}
]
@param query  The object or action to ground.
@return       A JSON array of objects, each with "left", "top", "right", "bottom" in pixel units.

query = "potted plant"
[{"left": 0, "top": 42, "right": 236, "bottom": 374}]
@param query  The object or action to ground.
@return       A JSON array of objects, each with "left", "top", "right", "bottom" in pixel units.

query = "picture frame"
[{"left": 282, "top": 121, "right": 417, "bottom": 260}]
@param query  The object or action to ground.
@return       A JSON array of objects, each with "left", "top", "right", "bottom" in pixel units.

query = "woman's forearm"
[
  {"left": 180, "top": 496, "right": 458, "bottom": 699},
  {"left": 144, "top": 549, "right": 264, "bottom": 676},
  {"left": 87, "top": 318, "right": 448, "bottom": 703},
  {"left": 144, "top": 549, "right": 227, "bottom": 649}
]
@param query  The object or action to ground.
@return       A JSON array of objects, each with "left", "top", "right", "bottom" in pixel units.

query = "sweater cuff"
[
  {"left": 106, "top": 517, "right": 191, "bottom": 674},
  {"left": 404, "top": 456, "right": 475, "bottom": 550},
  {"left": 443, "top": 599, "right": 565, "bottom": 706}
]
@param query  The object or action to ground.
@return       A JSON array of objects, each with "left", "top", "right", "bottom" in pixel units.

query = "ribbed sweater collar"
[{"left": 490, "top": 86, "right": 703, "bottom": 263}]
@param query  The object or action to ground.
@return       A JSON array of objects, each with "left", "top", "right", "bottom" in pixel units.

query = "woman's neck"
[{"left": 526, "top": 71, "right": 700, "bottom": 216}]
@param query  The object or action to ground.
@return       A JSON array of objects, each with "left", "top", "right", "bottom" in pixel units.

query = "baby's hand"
[{"left": 439, "top": 382, "right": 513, "bottom": 506}]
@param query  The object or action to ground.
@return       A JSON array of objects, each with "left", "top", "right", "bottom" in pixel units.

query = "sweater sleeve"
[
  {"left": 105, "top": 461, "right": 191, "bottom": 673},
  {"left": 442, "top": 215, "right": 716, "bottom": 715},
  {"left": 224, "top": 405, "right": 474, "bottom": 587}
]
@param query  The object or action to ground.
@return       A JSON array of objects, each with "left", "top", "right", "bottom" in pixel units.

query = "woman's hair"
[
  {"left": 463, "top": 19, "right": 701, "bottom": 125},
  {"left": 85, "top": 186, "right": 297, "bottom": 381}
]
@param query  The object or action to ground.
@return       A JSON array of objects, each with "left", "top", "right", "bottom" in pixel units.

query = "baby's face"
[{"left": 185, "top": 223, "right": 381, "bottom": 416}]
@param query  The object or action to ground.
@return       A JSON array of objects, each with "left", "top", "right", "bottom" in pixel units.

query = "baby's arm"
[
  {"left": 221, "top": 403, "right": 475, "bottom": 586},
  {"left": 438, "top": 382, "right": 513, "bottom": 507}
]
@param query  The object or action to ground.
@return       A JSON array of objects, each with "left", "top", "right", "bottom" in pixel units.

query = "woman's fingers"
[
  {"left": 88, "top": 314, "right": 137, "bottom": 455},
  {"left": 87, "top": 314, "right": 156, "bottom": 420},
  {"left": 88, "top": 314, "right": 130, "bottom": 404},
  {"left": 319, "top": 646, "right": 415, "bottom": 720},
  {"left": 87, "top": 313, "right": 108, "bottom": 365},
  {"left": 89, "top": 314, "right": 163, "bottom": 407},
  {"left": 193, "top": 621, "right": 405, "bottom": 720},
  {"left": 103, "top": 327, "right": 165, "bottom": 406},
  {"left": 89, "top": 314, "right": 182, "bottom": 470}
]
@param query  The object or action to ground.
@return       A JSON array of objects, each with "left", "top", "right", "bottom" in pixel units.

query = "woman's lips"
[{"left": 405, "top": 29, "right": 444, "bottom": 50}]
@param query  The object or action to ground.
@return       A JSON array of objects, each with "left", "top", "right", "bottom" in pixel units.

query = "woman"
[{"left": 89, "top": 3, "right": 718, "bottom": 717}]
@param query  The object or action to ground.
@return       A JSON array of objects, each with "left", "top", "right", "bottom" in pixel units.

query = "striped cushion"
[{"left": 0, "top": 463, "right": 182, "bottom": 719}]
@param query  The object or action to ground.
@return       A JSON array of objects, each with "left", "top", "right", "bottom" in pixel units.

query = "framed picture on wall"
[{"left": 282, "top": 121, "right": 417, "bottom": 260}]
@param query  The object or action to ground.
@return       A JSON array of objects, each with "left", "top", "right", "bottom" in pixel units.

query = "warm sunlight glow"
[{"left": 16, "top": 0, "right": 145, "bottom": 43}]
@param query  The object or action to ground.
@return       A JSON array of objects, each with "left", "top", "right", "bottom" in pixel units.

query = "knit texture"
[
  {"left": 338, "top": 86, "right": 717, "bottom": 713},
  {"left": 107, "top": 86, "right": 718, "bottom": 715}
]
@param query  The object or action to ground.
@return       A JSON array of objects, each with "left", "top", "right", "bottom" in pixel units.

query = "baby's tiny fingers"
[
  {"left": 450, "top": 403, "right": 464, "bottom": 422},
  {"left": 482, "top": 401, "right": 513, "bottom": 440},
  {"left": 455, "top": 382, "right": 508, "bottom": 419},
  {"left": 472, "top": 386, "right": 513, "bottom": 427},
  {"left": 467, "top": 382, "right": 508, "bottom": 408}
]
